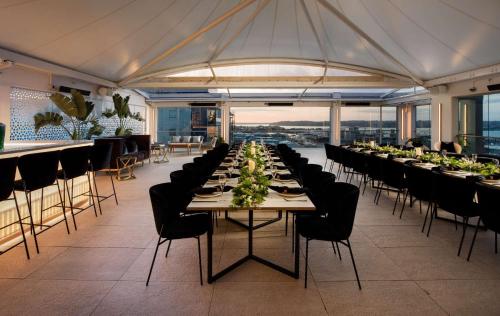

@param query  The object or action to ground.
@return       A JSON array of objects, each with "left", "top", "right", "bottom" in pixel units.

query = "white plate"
[
  {"left": 277, "top": 192, "right": 306, "bottom": 198},
  {"left": 194, "top": 192, "right": 222, "bottom": 198}
]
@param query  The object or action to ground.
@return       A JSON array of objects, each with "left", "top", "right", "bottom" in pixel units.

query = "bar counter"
[{"left": 1, "top": 140, "right": 93, "bottom": 158}]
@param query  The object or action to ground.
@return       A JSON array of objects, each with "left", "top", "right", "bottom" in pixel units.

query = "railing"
[{"left": 456, "top": 134, "right": 500, "bottom": 155}]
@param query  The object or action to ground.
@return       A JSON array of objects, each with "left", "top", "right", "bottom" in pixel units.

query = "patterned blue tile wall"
[{"left": 9, "top": 87, "right": 146, "bottom": 140}]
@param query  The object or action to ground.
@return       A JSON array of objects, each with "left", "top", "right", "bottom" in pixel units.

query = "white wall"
[
  {"left": 429, "top": 73, "right": 500, "bottom": 146},
  {"left": 0, "top": 66, "right": 150, "bottom": 140}
]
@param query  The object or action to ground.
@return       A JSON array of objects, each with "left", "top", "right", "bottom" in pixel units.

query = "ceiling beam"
[
  {"left": 120, "top": 57, "right": 414, "bottom": 84},
  {"left": 208, "top": 0, "right": 271, "bottom": 63},
  {"left": 120, "top": 0, "right": 257, "bottom": 85},
  {"left": 381, "top": 88, "right": 400, "bottom": 98},
  {"left": 300, "top": 0, "right": 329, "bottom": 83},
  {"left": 125, "top": 75, "right": 413, "bottom": 89},
  {"left": 0, "top": 47, "right": 117, "bottom": 87},
  {"left": 316, "top": 0, "right": 423, "bottom": 85},
  {"left": 424, "top": 62, "right": 500, "bottom": 87}
]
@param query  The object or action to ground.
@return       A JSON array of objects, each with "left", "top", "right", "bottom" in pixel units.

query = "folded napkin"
[
  {"left": 269, "top": 186, "right": 305, "bottom": 194},
  {"left": 223, "top": 158, "right": 233, "bottom": 163},
  {"left": 221, "top": 185, "right": 234, "bottom": 192},
  {"left": 466, "top": 175, "right": 485, "bottom": 182},
  {"left": 485, "top": 173, "right": 500, "bottom": 180},
  {"left": 193, "top": 187, "right": 218, "bottom": 195},
  {"left": 276, "top": 174, "right": 293, "bottom": 180},
  {"left": 275, "top": 165, "right": 288, "bottom": 170},
  {"left": 208, "top": 175, "right": 223, "bottom": 181},
  {"left": 217, "top": 166, "right": 229, "bottom": 170},
  {"left": 228, "top": 173, "right": 239, "bottom": 178}
]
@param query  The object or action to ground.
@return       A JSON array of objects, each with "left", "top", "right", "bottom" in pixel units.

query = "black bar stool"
[
  {"left": 14, "top": 151, "right": 70, "bottom": 254},
  {"left": 89, "top": 143, "right": 118, "bottom": 214},
  {"left": 57, "top": 146, "right": 97, "bottom": 230},
  {"left": 0, "top": 157, "right": 30, "bottom": 259}
]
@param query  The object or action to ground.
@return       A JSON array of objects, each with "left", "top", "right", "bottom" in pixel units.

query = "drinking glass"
[
  {"left": 218, "top": 174, "right": 227, "bottom": 193},
  {"left": 471, "top": 154, "right": 477, "bottom": 163}
]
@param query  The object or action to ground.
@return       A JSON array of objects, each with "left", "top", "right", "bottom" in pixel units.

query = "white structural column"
[
  {"left": 221, "top": 103, "right": 230, "bottom": 143},
  {"left": 330, "top": 101, "right": 341, "bottom": 145},
  {"left": 430, "top": 87, "right": 457, "bottom": 147}
]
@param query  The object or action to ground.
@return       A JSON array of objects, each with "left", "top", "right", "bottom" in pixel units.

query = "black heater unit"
[
  {"left": 266, "top": 102, "right": 293, "bottom": 106},
  {"left": 58, "top": 86, "right": 91, "bottom": 96},
  {"left": 487, "top": 83, "right": 500, "bottom": 91}
]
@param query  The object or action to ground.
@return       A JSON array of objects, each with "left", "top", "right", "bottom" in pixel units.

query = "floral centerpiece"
[{"left": 231, "top": 143, "right": 271, "bottom": 207}]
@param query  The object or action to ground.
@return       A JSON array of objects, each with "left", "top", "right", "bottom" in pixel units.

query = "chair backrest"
[
  {"left": 325, "top": 182, "right": 360, "bottom": 240},
  {"left": 477, "top": 156, "right": 499, "bottom": 166},
  {"left": 0, "top": 157, "right": 18, "bottom": 201},
  {"left": 351, "top": 151, "right": 368, "bottom": 174},
  {"left": 432, "top": 171, "right": 477, "bottom": 215},
  {"left": 149, "top": 183, "right": 181, "bottom": 235},
  {"left": 60, "top": 146, "right": 91, "bottom": 179},
  {"left": 182, "top": 163, "right": 206, "bottom": 186},
  {"left": 380, "top": 158, "right": 406, "bottom": 189},
  {"left": 18, "top": 151, "right": 60, "bottom": 191},
  {"left": 366, "top": 153, "right": 383, "bottom": 180},
  {"left": 302, "top": 164, "right": 323, "bottom": 188},
  {"left": 90, "top": 143, "right": 112, "bottom": 171},
  {"left": 404, "top": 164, "right": 433, "bottom": 201},
  {"left": 324, "top": 144, "right": 335, "bottom": 160},
  {"left": 476, "top": 183, "right": 500, "bottom": 233}
]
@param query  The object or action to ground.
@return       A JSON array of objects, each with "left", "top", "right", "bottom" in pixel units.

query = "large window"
[
  {"left": 157, "top": 107, "right": 221, "bottom": 143},
  {"left": 414, "top": 104, "right": 431, "bottom": 148},
  {"left": 340, "top": 106, "right": 398, "bottom": 145},
  {"left": 458, "top": 94, "right": 500, "bottom": 154},
  {"left": 230, "top": 107, "right": 330, "bottom": 147}
]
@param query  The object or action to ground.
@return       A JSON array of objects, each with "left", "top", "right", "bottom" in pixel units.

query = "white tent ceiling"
[{"left": 1, "top": 0, "right": 500, "bottom": 86}]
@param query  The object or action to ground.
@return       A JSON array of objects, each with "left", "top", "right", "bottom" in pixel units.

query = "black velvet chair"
[
  {"left": 14, "top": 151, "right": 70, "bottom": 254},
  {"left": 467, "top": 183, "right": 500, "bottom": 260},
  {"left": 401, "top": 163, "right": 434, "bottom": 220},
  {"left": 332, "top": 145, "right": 345, "bottom": 178},
  {"left": 324, "top": 144, "right": 335, "bottom": 171},
  {"left": 0, "top": 157, "right": 30, "bottom": 259},
  {"left": 425, "top": 172, "right": 480, "bottom": 256},
  {"left": 147, "top": 183, "right": 209, "bottom": 286},
  {"left": 378, "top": 157, "right": 407, "bottom": 215},
  {"left": 297, "top": 182, "right": 361, "bottom": 289},
  {"left": 57, "top": 146, "right": 97, "bottom": 230},
  {"left": 366, "top": 153, "right": 384, "bottom": 200},
  {"left": 89, "top": 143, "right": 118, "bottom": 215}
]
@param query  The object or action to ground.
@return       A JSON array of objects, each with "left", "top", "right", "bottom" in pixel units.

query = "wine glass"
[
  {"left": 218, "top": 174, "right": 227, "bottom": 194},
  {"left": 471, "top": 154, "right": 477, "bottom": 163}
]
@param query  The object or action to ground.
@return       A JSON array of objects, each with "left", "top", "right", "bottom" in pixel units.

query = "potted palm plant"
[
  {"left": 34, "top": 89, "right": 104, "bottom": 140},
  {"left": 102, "top": 93, "right": 144, "bottom": 136}
]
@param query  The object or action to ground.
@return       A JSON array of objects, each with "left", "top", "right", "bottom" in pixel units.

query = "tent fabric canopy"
[{"left": 1, "top": 0, "right": 499, "bottom": 84}]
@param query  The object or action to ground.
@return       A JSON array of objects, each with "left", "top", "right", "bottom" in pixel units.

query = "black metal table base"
[
  {"left": 225, "top": 210, "right": 282, "bottom": 231},
  {"left": 207, "top": 210, "right": 299, "bottom": 283}
]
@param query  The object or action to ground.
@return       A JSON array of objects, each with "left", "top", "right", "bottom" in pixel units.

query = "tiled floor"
[{"left": 0, "top": 148, "right": 499, "bottom": 315}]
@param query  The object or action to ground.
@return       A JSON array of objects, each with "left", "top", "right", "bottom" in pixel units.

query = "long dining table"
[{"left": 186, "top": 152, "right": 316, "bottom": 283}]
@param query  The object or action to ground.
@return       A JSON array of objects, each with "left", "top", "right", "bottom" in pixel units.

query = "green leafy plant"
[
  {"left": 102, "top": 93, "right": 144, "bottom": 136},
  {"left": 231, "top": 144, "right": 271, "bottom": 207},
  {"left": 34, "top": 89, "right": 104, "bottom": 140}
]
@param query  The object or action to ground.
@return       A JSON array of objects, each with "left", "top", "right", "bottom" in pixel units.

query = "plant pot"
[{"left": 0, "top": 123, "right": 5, "bottom": 150}]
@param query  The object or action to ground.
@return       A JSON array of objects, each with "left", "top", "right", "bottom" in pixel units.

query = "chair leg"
[
  {"left": 92, "top": 171, "right": 103, "bottom": 215},
  {"left": 392, "top": 191, "right": 401, "bottom": 215},
  {"left": 467, "top": 217, "right": 481, "bottom": 261},
  {"left": 347, "top": 239, "right": 362, "bottom": 290},
  {"left": 336, "top": 242, "right": 342, "bottom": 261},
  {"left": 197, "top": 236, "right": 203, "bottom": 286},
  {"left": 110, "top": 174, "right": 119, "bottom": 205},
  {"left": 87, "top": 172, "right": 98, "bottom": 217},
  {"left": 146, "top": 226, "right": 163, "bottom": 286},
  {"left": 24, "top": 190, "right": 39, "bottom": 254},
  {"left": 323, "top": 158, "right": 327, "bottom": 170},
  {"left": 285, "top": 211, "right": 288, "bottom": 236},
  {"left": 165, "top": 240, "right": 172, "bottom": 258},
  {"left": 426, "top": 203, "right": 437, "bottom": 237},
  {"left": 454, "top": 215, "right": 458, "bottom": 231},
  {"left": 399, "top": 191, "right": 408, "bottom": 219},
  {"left": 65, "top": 179, "right": 78, "bottom": 231},
  {"left": 331, "top": 241, "right": 337, "bottom": 256},
  {"left": 13, "top": 193, "right": 30, "bottom": 260},
  {"left": 39, "top": 187, "right": 44, "bottom": 231},
  {"left": 422, "top": 202, "right": 432, "bottom": 233},
  {"left": 55, "top": 181, "right": 71, "bottom": 234},
  {"left": 291, "top": 213, "right": 295, "bottom": 253},
  {"left": 457, "top": 217, "right": 469, "bottom": 257},
  {"left": 304, "top": 238, "right": 309, "bottom": 288},
  {"left": 496, "top": 233, "right": 498, "bottom": 254}
]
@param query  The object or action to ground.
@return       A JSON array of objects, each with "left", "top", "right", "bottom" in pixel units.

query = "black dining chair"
[
  {"left": 89, "top": 143, "right": 118, "bottom": 214},
  {"left": 14, "top": 151, "right": 70, "bottom": 254},
  {"left": 57, "top": 146, "right": 97, "bottom": 230},
  {"left": 401, "top": 163, "right": 434, "bottom": 220},
  {"left": 425, "top": 171, "right": 480, "bottom": 256},
  {"left": 378, "top": 157, "right": 407, "bottom": 215},
  {"left": 323, "top": 144, "right": 335, "bottom": 171},
  {"left": 365, "top": 153, "right": 384, "bottom": 200},
  {"left": 467, "top": 183, "right": 500, "bottom": 261},
  {"left": 147, "top": 183, "right": 209, "bottom": 286},
  {"left": 0, "top": 157, "right": 31, "bottom": 259},
  {"left": 297, "top": 182, "right": 361, "bottom": 289}
]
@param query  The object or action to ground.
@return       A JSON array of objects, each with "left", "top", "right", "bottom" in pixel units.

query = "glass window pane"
[
  {"left": 230, "top": 107, "right": 330, "bottom": 147},
  {"left": 381, "top": 106, "right": 398, "bottom": 145},
  {"left": 415, "top": 104, "right": 431, "bottom": 148},
  {"left": 340, "top": 107, "right": 381, "bottom": 145}
]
